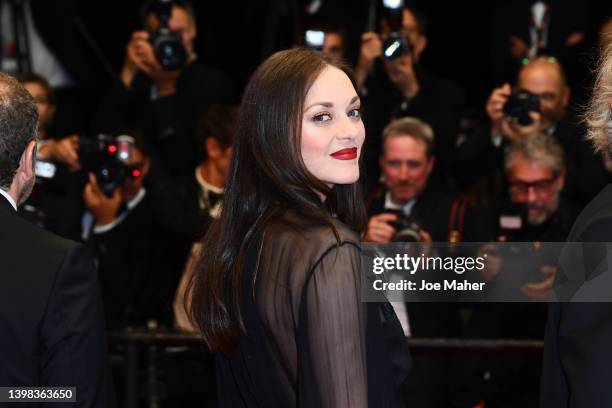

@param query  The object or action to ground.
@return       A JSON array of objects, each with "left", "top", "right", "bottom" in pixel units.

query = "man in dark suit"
[
  {"left": 0, "top": 72, "right": 114, "bottom": 406},
  {"left": 540, "top": 39, "right": 612, "bottom": 407}
]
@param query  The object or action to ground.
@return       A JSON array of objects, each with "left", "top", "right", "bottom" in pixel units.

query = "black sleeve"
[
  {"left": 92, "top": 74, "right": 150, "bottom": 134},
  {"left": 541, "top": 217, "right": 612, "bottom": 408},
  {"left": 39, "top": 243, "right": 115, "bottom": 408},
  {"left": 299, "top": 242, "right": 368, "bottom": 408}
]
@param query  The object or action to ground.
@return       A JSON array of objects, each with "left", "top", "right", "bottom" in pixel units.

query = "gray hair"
[
  {"left": 0, "top": 72, "right": 39, "bottom": 189},
  {"left": 504, "top": 132, "right": 565, "bottom": 175},
  {"left": 381, "top": 117, "right": 435, "bottom": 157},
  {"left": 584, "top": 33, "right": 612, "bottom": 156}
]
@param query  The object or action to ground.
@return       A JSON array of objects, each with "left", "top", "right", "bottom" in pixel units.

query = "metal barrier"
[{"left": 108, "top": 330, "right": 544, "bottom": 408}]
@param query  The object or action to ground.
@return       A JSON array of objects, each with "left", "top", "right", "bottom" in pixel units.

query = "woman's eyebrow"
[
  {"left": 305, "top": 96, "right": 360, "bottom": 111},
  {"left": 305, "top": 101, "right": 333, "bottom": 110}
]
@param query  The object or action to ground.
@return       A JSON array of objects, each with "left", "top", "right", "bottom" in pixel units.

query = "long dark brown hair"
[{"left": 188, "top": 48, "right": 367, "bottom": 356}]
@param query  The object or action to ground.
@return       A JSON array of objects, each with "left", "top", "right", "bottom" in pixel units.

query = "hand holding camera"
[
  {"left": 355, "top": 32, "right": 383, "bottom": 88},
  {"left": 365, "top": 211, "right": 432, "bottom": 244},
  {"left": 38, "top": 134, "right": 80, "bottom": 172},
  {"left": 121, "top": 31, "right": 162, "bottom": 87},
  {"left": 120, "top": 0, "right": 188, "bottom": 95},
  {"left": 122, "top": 31, "right": 180, "bottom": 96},
  {"left": 486, "top": 83, "right": 545, "bottom": 142},
  {"left": 520, "top": 265, "right": 556, "bottom": 301},
  {"left": 365, "top": 212, "right": 399, "bottom": 243},
  {"left": 83, "top": 172, "right": 122, "bottom": 227}
]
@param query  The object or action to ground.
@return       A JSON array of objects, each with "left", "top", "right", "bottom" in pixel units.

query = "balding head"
[{"left": 516, "top": 56, "right": 570, "bottom": 127}]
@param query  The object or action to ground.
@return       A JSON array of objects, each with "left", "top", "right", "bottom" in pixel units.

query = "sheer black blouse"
[{"left": 215, "top": 209, "right": 410, "bottom": 407}]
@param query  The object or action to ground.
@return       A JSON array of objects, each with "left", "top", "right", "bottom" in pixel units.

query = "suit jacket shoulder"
[{"left": 0, "top": 203, "right": 114, "bottom": 406}]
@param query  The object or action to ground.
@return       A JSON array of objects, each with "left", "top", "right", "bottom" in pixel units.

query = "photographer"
[
  {"left": 365, "top": 117, "right": 483, "bottom": 245},
  {"left": 455, "top": 133, "right": 580, "bottom": 407},
  {"left": 94, "top": 0, "right": 234, "bottom": 178},
  {"left": 17, "top": 74, "right": 83, "bottom": 240},
  {"left": 81, "top": 132, "right": 157, "bottom": 330},
  {"left": 302, "top": 23, "right": 346, "bottom": 60},
  {"left": 365, "top": 117, "right": 485, "bottom": 407},
  {"left": 356, "top": 4, "right": 465, "bottom": 188},
  {"left": 148, "top": 105, "right": 238, "bottom": 329},
  {"left": 455, "top": 56, "right": 610, "bottom": 205}
]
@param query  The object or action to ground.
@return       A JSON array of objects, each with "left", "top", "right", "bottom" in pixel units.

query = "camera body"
[
  {"left": 148, "top": 0, "right": 187, "bottom": 70},
  {"left": 503, "top": 90, "right": 541, "bottom": 126},
  {"left": 79, "top": 135, "right": 136, "bottom": 197},
  {"left": 381, "top": 0, "right": 411, "bottom": 60},
  {"left": 386, "top": 209, "right": 422, "bottom": 242}
]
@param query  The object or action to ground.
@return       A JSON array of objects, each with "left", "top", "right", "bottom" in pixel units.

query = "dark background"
[{"left": 72, "top": 0, "right": 610, "bottom": 109}]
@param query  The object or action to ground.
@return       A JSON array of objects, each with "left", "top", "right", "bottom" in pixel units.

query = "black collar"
[{"left": 0, "top": 193, "right": 16, "bottom": 212}]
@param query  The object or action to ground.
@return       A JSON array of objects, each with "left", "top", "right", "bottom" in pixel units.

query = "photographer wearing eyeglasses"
[
  {"left": 455, "top": 56, "right": 610, "bottom": 205},
  {"left": 500, "top": 132, "right": 578, "bottom": 243},
  {"left": 456, "top": 132, "right": 580, "bottom": 407}
]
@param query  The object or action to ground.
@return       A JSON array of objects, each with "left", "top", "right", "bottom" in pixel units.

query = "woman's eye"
[
  {"left": 313, "top": 113, "right": 332, "bottom": 123},
  {"left": 348, "top": 108, "right": 362, "bottom": 118}
]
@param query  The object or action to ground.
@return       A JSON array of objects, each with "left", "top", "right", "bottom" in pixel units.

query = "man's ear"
[
  {"left": 426, "top": 155, "right": 435, "bottom": 175},
  {"left": 19, "top": 140, "right": 37, "bottom": 180},
  {"left": 557, "top": 168, "right": 566, "bottom": 191},
  {"left": 413, "top": 35, "right": 427, "bottom": 61},
  {"left": 142, "top": 157, "right": 151, "bottom": 176},
  {"left": 562, "top": 85, "right": 571, "bottom": 109}
]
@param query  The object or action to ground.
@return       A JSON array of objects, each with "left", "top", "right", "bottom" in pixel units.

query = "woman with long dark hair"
[{"left": 188, "top": 48, "right": 410, "bottom": 407}]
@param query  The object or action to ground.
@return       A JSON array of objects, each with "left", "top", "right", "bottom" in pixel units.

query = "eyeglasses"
[{"left": 509, "top": 176, "right": 558, "bottom": 197}]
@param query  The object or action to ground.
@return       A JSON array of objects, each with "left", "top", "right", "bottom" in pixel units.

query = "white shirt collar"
[
  {"left": 0, "top": 189, "right": 17, "bottom": 211},
  {"left": 384, "top": 191, "right": 416, "bottom": 215},
  {"left": 195, "top": 166, "right": 224, "bottom": 194}
]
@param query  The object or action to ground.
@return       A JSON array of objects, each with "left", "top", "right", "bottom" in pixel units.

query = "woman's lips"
[{"left": 330, "top": 147, "right": 357, "bottom": 160}]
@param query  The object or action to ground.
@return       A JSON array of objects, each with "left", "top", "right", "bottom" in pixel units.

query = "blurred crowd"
[{"left": 2, "top": 0, "right": 612, "bottom": 406}]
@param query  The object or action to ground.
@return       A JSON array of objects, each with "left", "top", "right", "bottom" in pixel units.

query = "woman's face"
[{"left": 301, "top": 66, "right": 365, "bottom": 187}]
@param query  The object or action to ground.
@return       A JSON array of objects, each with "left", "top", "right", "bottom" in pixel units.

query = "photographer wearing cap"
[
  {"left": 356, "top": 3, "right": 465, "bottom": 188},
  {"left": 94, "top": 0, "right": 234, "bottom": 178},
  {"left": 0, "top": 72, "right": 114, "bottom": 406}
]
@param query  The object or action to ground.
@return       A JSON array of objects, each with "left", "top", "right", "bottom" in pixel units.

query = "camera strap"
[{"left": 448, "top": 198, "right": 467, "bottom": 243}]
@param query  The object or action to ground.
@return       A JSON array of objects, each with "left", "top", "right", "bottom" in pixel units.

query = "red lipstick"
[{"left": 330, "top": 147, "right": 357, "bottom": 160}]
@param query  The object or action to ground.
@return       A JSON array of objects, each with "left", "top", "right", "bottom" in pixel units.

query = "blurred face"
[
  {"left": 517, "top": 63, "right": 569, "bottom": 128},
  {"left": 121, "top": 147, "right": 150, "bottom": 201},
  {"left": 380, "top": 134, "right": 434, "bottom": 205},
  {"left": 147, "top": 5, "right": 196, "bottom": 57},
  {"left": 322, "top": 32, "right": 344, "bottom": 59},
  {"left": 508, "top": 156, "right": 564, "bottom": 225},
  {"left": 205, "top": 137, "right": 233, "bottom": 182},
  {"left": 301, "top": 66, "right": 365, "bottom": 187},
  {"left": 23, "top": 82, "right": 54, "bottom": 132}
]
